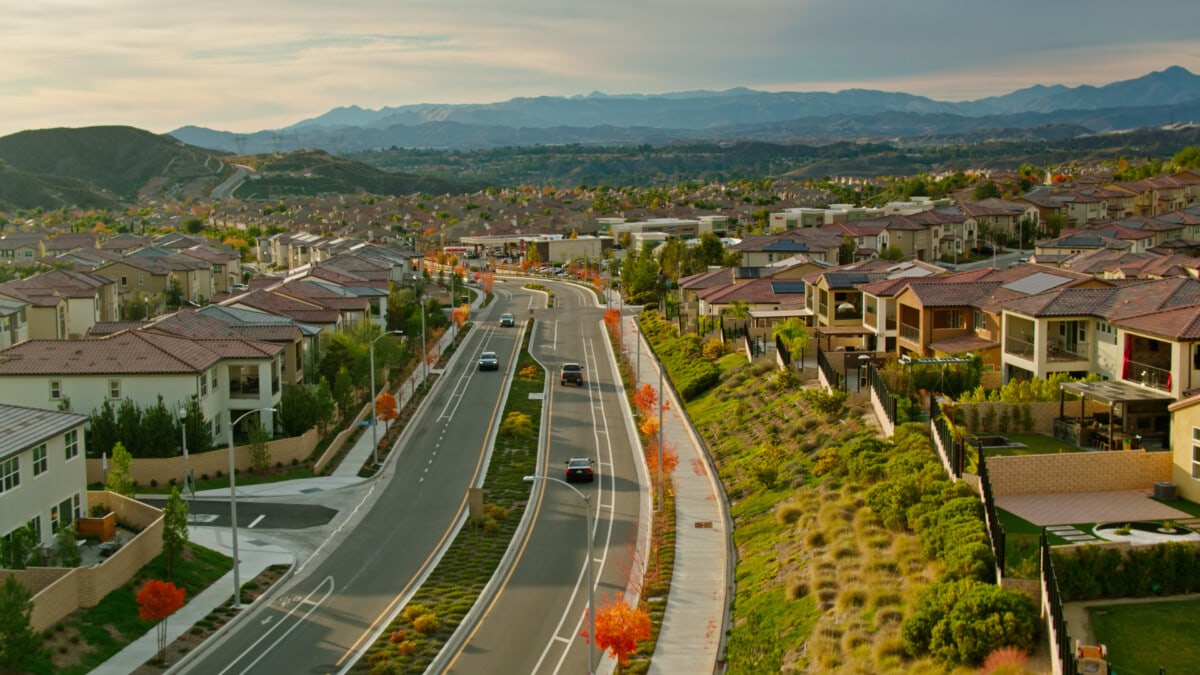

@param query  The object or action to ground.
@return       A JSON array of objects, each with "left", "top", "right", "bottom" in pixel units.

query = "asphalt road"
[
  {"left": 138, "top": 498, "right": 337, "bottom": 530},
  {"left": 178, "top": 290, "right": 538, "bottom": 674},
  {"left": 443, "top": 280, "right": 646, "bottom": 675}
]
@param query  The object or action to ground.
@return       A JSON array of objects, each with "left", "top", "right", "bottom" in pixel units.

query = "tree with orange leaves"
[
  {"left": 482, "top": 270, "right": 495, "bottom": 295},
  {"left": 632, "top": 383, "right": 658, "bottom": 418},
  {"left": 375, "top": 392, "right": 399, "bottom": 434},
  {"left": 645, "top": 437, "right": 679, "bottom": 475},
  {"left": 137, "top": 579, "right": 186, "bottom": 663},
  {"left": 587, "top": 593, "right": 652, "bottom": 664},
  {"left": 452, "top": 303, "right": 470, "bottom": 329}
]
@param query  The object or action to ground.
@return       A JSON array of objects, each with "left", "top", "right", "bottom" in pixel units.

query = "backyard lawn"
[
  {"left": 1088, "top": 598, "right": 1200, "bottom": 674},
  {"left": 990, "top": 432, "right": 1087, "bottom": 456}
]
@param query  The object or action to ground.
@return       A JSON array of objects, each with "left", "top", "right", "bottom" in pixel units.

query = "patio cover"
[{"left": 1059, "top": 380, "right": 1174, "bottom": 446}]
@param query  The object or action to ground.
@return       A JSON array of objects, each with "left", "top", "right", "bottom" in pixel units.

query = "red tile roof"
[{"left": 0, "top": 331, "right": 280, "bottom": 375}]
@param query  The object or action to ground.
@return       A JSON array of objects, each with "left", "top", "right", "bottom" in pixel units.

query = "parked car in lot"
[
  {"left": 565, "top": 457, "right": 594, "bottom": 482},
  {"left": 560, "top": 363, "right": 584, "bottom": 386},
  {"left": 499, "top": 313, "right": 515, "bottom": 327},
  {"left": 478, "top": 351, "right": 499, "bottom": 371}
]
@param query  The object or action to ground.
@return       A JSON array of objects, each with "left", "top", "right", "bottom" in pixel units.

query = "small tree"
[
  {"left": 0, "top": 524, "right": 38, "bottom": 570},
  {"left": 106, "top": 441, "right": 135, "bottom": 497},
  {"left": 55, "top": 523, "right": 82, "bottom": 568},
  {"left": 137, "top": 579, "right": 186, "bottom": 664},
  {"left": 247, "top": 421, "right": 272, "bottom": 473},
  {"left": 376, "top": 392, "right": 399, "bottom": 434},
  {"left": 162, "top": 487, "right": 189, "bottom": 580},
  {"left": 588, "top": 593, "right": 652, "bottom": 664},
  {"left": 0, "top": 575, "right": 46, "bottom": 672}
]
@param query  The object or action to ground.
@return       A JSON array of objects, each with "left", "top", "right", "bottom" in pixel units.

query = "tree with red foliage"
[
  {"left": 603, "top": 308, "right": 621, "bottom": 340},
  {"left": 482, "top": 270, "right": 495, "bottom": 295},
  {"left": 137, "top": 579, "right": 186, "bottom": 663},
  {"left": 452, "top": 304, "right": 470, "bottom": 329},
  {"left": 585, "top": 593, "right": 652, "bottom": 664}
]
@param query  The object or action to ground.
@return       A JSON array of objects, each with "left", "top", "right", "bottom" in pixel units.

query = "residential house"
[
  {"left": 0, "top": 298, "right": 29, "bottom": 348},
  {"left": 140, "top": 305, "right": 320, "bottom": 388},
  {"left": 0, "top": 269, "right": 119, "bottom": 340},
  {"left": 892, "top": 266, "right": 1099, "bottom": 369},
  {"left": 0, "top": 233, "right": 47, "bottom": 261},
  {"left": 0, "top": 404, "right": 89, "bottom": 550},
  {"left": 804, "top": 259, "right": 943, "bottom": 350},
  {"left": 99, "top": 234, "right": 154, "bottom": 255},
  {"left": 228, "top": 289, "right": 343, "bottom": 334},
  {"left": 1167, "top": 393, "right": 1200, "bottom": 501},
  {"left": 732, "top": 230, "right": 845, "bottom": 266},
  {"left": 44, "top": 233, "right": 100, "bottom": 256},
  {"left": 179, "top": 244, "right": 243, "bottom": 295},
  {"left": 0, "top": 330, "right": 283, "bottom": 442},
  {"left": 1036, "top": 231, "right": 1130, "bottom": 257}
]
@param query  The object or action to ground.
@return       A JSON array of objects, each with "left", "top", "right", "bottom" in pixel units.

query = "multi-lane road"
[{"left": 178, "top": 279, "right": 646, "bottom": 674}]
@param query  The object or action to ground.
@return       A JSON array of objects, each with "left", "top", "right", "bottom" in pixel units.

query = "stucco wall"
[
  {"left": 1, "top": 492, "right": 163, "bottom": 632},
  {"left": 85, "top": 429, "right": 318, "bottom": 486},
  {"left": 988, "top": 451, "right": 1173, "bottom": 497}
]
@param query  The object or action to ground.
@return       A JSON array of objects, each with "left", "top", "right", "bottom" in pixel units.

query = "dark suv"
[{"left": 560, "top": 363, "right": 583, "bottom": 386}]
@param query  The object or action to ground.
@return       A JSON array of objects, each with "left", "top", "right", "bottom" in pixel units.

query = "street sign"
[{"left": 355, "top": 420, "right": 374, "bottom": 426}]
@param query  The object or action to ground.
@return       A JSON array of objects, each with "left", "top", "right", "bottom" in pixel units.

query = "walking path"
[{"left": 622, "top": 315, "right": 731, "bottom": 674}]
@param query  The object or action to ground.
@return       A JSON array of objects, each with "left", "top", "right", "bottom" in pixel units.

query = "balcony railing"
[
  {"left": 229, "top": 378, "right": 261, "bottom": 399},
  {"left": 1123, "top": 359, "right": 1172, "bottom": 391},
  {"left": 899, "top": 323, "right": 919, "bottom": 343},
  {"left": 1005, "top": 336, "right": 1035, "bottom": 359}
]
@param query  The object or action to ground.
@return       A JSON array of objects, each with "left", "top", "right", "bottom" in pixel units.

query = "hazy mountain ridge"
[{"left": 168, "top": 66, "right": 1200, "bottom": 153}]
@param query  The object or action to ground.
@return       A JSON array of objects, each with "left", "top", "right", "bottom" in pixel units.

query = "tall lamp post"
[
  {"left": 523, "top": 475, "right": 596, "bottom": 674},
  {"left": 177, "top": 407, "right": 191, "bottom": 524},
  {"left": 229, "top": 407, "right": 275, "bottom": 610},
  {"left": 369, "top": 330, "right": 404, "bottom": 465},
  {"left": 657, "top": 358, "right": 664, "bottom": 512}
]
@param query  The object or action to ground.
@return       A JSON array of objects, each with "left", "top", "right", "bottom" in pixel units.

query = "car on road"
[
  {"left": 478, "top": 351, "right": 499, "bottom": 371},
  {"left": 499, "top": 313, "right": 515, "bottom": 327},
  {"left": 565, "top": 457, "right": 594, "bottom": 482},
  {"left": 560, "top": 363, "right": 584, "bottom": 386}
]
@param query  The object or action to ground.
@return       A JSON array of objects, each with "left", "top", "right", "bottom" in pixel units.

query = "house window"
[
  {"left": 32, "top": 444, "right": 47, "bottom": 476},
  {"left": 120, "top": 275, "right": 128, "bottom": 287},
  {"left": 137, "top": 274, "right": 145, "bottom": 286},
  {"left": 211, "top": 367, "right": 218, "bottom": 389},
  {"left": 64, "top": 429, "right": 78, "bottom": 460},
  {"left": 1193, "top": 426, "right": 1200, "bottom": 478},
  {"left": 200, "top": 373, "right": 208, "bottom": 397},
  {"left": 109, "top": 380, "right": 121, "bottom": 399},
  {"left": 0, "top": 456, "right": 19, "bottom": 494},
  {"left": 974, "top": 310, "right": 986, "bottom": 332},
  {"left": 49, "top": 380, "right": 61, "bottom": 400}
]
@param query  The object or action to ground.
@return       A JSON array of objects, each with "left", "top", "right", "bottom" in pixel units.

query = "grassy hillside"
[
  {"left": 233, "top": 150, "right": 479, "bottom": 199},
  {"left": 0, "top": 126, "right": 230, "bottom": 205}
]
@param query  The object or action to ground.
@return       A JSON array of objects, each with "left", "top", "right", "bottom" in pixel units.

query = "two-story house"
[
  {"left": 0, "top": 330, "right": 283, "bottom": 443},
  {"left": 0, "top": 405, "right": 89, "bottom": 550},
  {"left": 0, "top": 269, "right": 120, "bottom": 340},
  {"left": 731, "top": 230, "right": 845, "bottom": 266}
]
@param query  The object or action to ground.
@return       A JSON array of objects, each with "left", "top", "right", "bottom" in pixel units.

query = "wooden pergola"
[{"left": 1059, "top": 380, "right": 1174, "bottom": 449}]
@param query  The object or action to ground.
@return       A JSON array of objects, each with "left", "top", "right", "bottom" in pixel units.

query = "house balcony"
[
  {"left": 899, "top": 323, "right": 920, "bottom": 344},
  {"left": 1123, "top": 359, "right": 1172, "bottom": 392},
  {"left": 229, "top": 377, "right": 261, "bottom": 399}
]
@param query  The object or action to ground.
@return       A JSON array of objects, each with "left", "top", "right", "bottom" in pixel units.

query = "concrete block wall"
[
  {"left": 988, "top": 451, "right": 1173, "bottom": 497},
  {"left": 86, "top": 429, "right": 319, "bottom": 487},
  {"left": 7, "top": 492, "right": 164, "bottom": 633}
]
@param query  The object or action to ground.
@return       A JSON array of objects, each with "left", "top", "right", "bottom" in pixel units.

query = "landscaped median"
[{"left": 351, "top": 320, "right": 545, "bottom": 673}]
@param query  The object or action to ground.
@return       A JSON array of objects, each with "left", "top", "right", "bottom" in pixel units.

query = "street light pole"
[
  {"left": 228, "top": 407, "right": 275, "bottom": 610},
  {"left": 524, "top": 475, "right": 596, "bottom": 674},
  {"left": 657, "top": 360, "right": 664, "bottom": 512},
  {"left": 369, "top": 330, "right": 403, "bottom": 465},
  {"left": 178, "top": 407, "right": 190, "bottom": 525}
]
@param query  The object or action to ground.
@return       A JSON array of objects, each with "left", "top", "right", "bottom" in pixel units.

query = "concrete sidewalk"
[
  {"left": 622, "top": 315, "right": 731, "bottom": 674},
  {"left": 90, "top": 527, "right": 293, "bottom": 675}
]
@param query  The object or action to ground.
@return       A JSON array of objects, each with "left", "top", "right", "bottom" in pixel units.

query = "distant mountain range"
[{"left": 170, "top": 66, "right": 1200, "bottom": 153}]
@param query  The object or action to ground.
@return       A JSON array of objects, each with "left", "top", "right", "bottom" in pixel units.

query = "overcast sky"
[{"left": 2, "top": 0, "right": 1198, "bottom": 137}]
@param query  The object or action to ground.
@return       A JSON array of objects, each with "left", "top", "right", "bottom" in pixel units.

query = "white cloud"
[{"left": 1, "top": 0, "right": 1198, "bottom": 134}]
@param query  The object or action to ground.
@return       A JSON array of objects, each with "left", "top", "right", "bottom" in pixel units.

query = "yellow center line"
[{"left": 334, "top": 329, "right": 525, "bottom": 667}]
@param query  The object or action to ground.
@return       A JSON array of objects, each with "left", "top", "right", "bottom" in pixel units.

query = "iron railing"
[
  {"left": 816, "top": 345, "right": 843, "bottom": 390},
  {"left": 977, "top": 447, "right": 1005, "bottom": 579},
  {"left": 1041, "top": 531, "right": 1077, "bottom": 675},
  {"left": 868, "top": 361, "right": 896, "bottom": 427}
]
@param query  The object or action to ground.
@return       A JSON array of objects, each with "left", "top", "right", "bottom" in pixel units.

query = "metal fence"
[
  {"left": 816, "top": 345, "right": 843, "bottom": 390},
  {"left": 868, "top": 360, "right": 896, "bottom": 427},
  {"left": 1041, "top": 531, "right": 1077, "bottom": 675},
  {"left": 976, "top": 447, "right": 1005, "bottom": 580},
  {"left": 928, "top": 396, "right": 964, "bottom": 479}
]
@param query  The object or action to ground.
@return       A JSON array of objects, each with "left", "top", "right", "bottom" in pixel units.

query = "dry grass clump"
[
  {"left": 869, "top": 628, "right": 908, "bottom": 670},
  {"left": 865, "top": 584, "right": 902, "bottom": 611},
  {"left": 777, "top": 501, "right": 806, "bottom": 525},
  {"left": 786, "top": 575, "right": 809, "bottom": 600},
  {"left": 807, "top": 625, "right": 844, "bottom": 671},
  {"left": 873, "top": 606, "right": 905, "bottom": 631},
  {"left": 835, "top": 584, "right": 869, "bottom": 613},
  {"left": 817, "top": 501, "right": 854, "bottom": 530},
  {"left": 804, "top": 529, "right": 827, "bottom": 548}
]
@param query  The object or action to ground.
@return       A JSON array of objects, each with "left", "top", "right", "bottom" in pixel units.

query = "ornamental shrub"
[{"left": 928, "top": 584, "right": 1040, "bottom": 665}]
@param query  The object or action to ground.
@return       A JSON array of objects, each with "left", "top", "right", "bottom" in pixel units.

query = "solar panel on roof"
[
  {"left": 1001, "top": 272, "right": 1074, "bottom": 295},
  {"left": 770, "top": 281, "right": 807, "bottom": 294}
]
